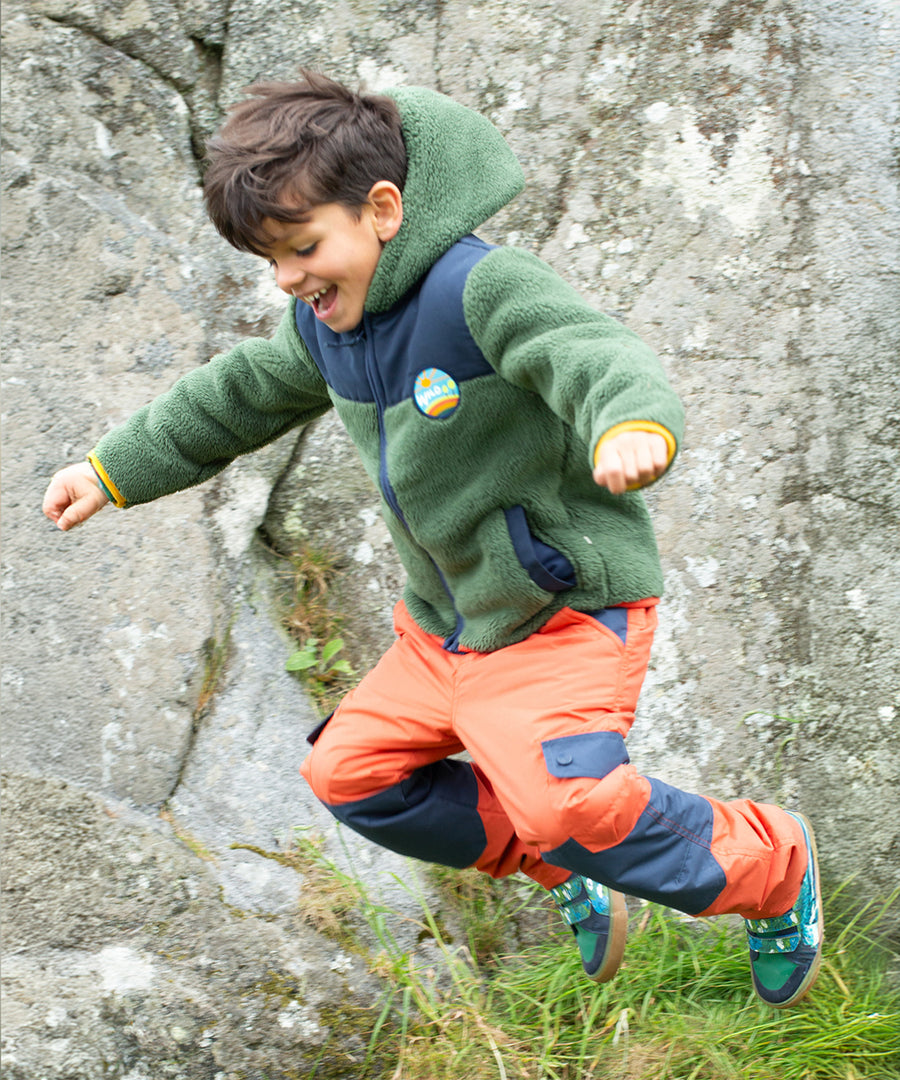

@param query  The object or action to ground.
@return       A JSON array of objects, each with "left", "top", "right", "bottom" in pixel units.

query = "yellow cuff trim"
[
  {"left": 593, "top": 421, "right": 678, "bottom": 468},
  {"left": 87, "top": 452, "right": 127, "bottom": 508},
  {"left": 594, "top": 421, "right": 678, "bottom": 490}
]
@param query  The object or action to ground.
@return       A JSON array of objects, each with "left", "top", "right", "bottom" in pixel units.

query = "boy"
[{"left": 43, "top": 71, "right": 822, "bottom": 1007}]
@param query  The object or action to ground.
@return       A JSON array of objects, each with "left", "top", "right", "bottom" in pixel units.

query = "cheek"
[{"left": 357, "top": 248, "right": 384, "bottom": 289}]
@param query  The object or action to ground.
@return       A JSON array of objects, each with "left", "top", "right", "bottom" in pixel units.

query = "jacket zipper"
[{"left": 362, "top": 315, "right": 465, "bottom": 652}]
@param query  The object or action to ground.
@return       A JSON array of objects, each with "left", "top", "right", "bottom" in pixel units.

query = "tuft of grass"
[
  {"left": 279, "top": 543, "right": 340, "bottom": 639},
  {"left": 288, "top": 829, "right": 367, "bottom": 946},
  {"left": 231, "top": 830, "right": 364, "bottom": 947},
  {"left": 481, "top": 890, "right": 900, "bottom": 1080},
  {"left": 292, "top": 831, "right": 900, "bottom": 1080},
  {"left": 428, "top": 864, "right": 543, "bottom": 964},
  {"left": 276, "top": 543, "right": 358, "bottom": 713}
]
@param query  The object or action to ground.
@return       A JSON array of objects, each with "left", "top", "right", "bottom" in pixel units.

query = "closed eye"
[{"left": 297, "top": 243, "right": 317, "bottom": 257}]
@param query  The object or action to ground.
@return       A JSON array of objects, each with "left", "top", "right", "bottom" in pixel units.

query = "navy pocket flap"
[{"left": 541, "top": 731, "right": 630, "bottom": 780}]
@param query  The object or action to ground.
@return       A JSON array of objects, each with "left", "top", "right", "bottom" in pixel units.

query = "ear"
[{"left": 366, "top": 181, "right": 404, "bottom": 242}]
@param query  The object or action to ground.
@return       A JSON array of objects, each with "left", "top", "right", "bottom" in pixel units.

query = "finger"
[
  {"left": 618, "top": 450, "right": 642, "bottom": 488},
  {"left": 55, "top": 491, "right": 102, "bottom": 531},
  {"left": 43, "top": 501, "right": 62, "bottom": 523},
  {"left": 623, "top": 434, "right": 670, "bottom": 489},
  {"left": 649, "top": 434, "right": 670, "bottom": 476},
  {"left": 632, "top": 442, "right": 657, "bottom": 485},
  {"left": 42, "top": 484, "right": 73, "bottom": 523},
  {"left": 594, "top": 448, "right": 627, "bottom": 494},
  {"left": 56, "top": 501, "right": 87, "bottom": 531}
]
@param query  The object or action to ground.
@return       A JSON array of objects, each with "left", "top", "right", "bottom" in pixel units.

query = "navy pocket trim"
[
  {"left": 504, "top": 505, "right": 577, "bottom": 593},
  {"left": 588, "top": 607, "right": 629, "bottom": 645},
  {"left": 541, "top": 731, "right": 630, "bottom": 780},
  {"left": 306, "top": 711, "right": 335, "bottom": 746}
]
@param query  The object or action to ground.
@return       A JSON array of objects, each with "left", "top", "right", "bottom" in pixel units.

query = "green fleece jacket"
[{"left": 91, "top": 86, "right": 684, "bottom": 652}]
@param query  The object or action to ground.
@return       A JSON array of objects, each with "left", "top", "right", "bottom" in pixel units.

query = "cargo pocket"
[
  {"left": 504, "top": 505, "right": 577, "bottom": 593},
  {"left": 541, "top": 730, "right": 630, "bottom": 780}
]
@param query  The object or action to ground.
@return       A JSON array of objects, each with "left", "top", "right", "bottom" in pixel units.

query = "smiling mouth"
[{"left": 302, "top": 285, "right": 339, "bottom": 320}]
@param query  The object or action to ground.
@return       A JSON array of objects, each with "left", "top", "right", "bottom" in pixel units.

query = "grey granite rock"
[{"left": 2, "top": 0, "right": 898, "bottom": 1074}]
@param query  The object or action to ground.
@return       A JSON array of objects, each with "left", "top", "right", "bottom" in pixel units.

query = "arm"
[
  {"left": 80, "top": 302, "right": 332, "bottom": 508},
  {"left": 463, "top": 247, "right": 684, "bottom": 490}
]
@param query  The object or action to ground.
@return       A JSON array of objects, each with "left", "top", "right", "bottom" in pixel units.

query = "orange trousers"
[{"left": 301, "top": 601, "right": 806, "bottom": 919}]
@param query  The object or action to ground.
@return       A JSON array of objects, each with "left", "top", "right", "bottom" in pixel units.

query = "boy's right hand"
[{"left": 42, "top": 462, "right": 110, "bottom": 531}]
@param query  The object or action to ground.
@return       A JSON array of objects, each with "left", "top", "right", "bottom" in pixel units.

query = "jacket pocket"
[{"left": 504, "top": 505, "right": 577, "bottom": 593}]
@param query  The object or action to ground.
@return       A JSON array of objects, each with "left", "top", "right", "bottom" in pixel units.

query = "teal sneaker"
[
  {"left": 551, "top": 874, "right": 627, "bottom": 983},
  {"left": 744, "top": 812, "right": 824, "bottom": 1008}
]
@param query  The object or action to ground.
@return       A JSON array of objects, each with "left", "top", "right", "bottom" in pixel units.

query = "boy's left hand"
[{"left": 593, "top": 430, "right": 670, "bottom": 494}]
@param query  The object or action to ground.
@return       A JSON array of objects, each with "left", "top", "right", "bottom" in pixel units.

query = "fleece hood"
[{"left": 364, "top": 87, "right": 525, "bottom": 313}]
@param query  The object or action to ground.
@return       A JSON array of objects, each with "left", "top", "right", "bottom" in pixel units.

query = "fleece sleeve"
[
  {"left": 90, "top": 301, "right": 332, "bottom": 507},
  {"left": 462, "top": 246, "right": 684, "bottom": 470}
]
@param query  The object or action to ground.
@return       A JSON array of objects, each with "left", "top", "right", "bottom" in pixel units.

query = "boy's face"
[{"left": 260, "top": 184, "right": 402, "bottom": 333}]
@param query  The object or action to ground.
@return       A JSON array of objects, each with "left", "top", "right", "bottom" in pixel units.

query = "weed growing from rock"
[{"left": 276, "top": 543, "right": 358, "bottom": 713}]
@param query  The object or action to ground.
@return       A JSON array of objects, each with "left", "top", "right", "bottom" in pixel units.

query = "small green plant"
[
  {"left": 286, "top": 635, "right": 354, "bottom": 682},
  {"left": 273, "top": 542, "right": 359, "bottom": 712},
  {"left": 285, "top": 634, "right": 356, "bottom": 713}
]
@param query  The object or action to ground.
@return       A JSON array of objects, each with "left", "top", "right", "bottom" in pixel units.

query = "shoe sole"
[
  {"left": 589, "top": 888, "right": 628, "bottom": 984},
  {"left": 772, "top": 812, "right": 824, "bottom": 1009}
]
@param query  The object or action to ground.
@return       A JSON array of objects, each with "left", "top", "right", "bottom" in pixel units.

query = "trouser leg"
[
  {"left": 299, "top": 604, "right": 569, "bottom": 890},
  {"left": 449, "top": 604, "right": 807, "bottom": 919}
]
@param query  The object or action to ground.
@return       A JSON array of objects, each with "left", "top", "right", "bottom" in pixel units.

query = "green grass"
[
  {"left": 476, "top": 891, "right": 900, "bottom": 1080},
  {"left": 294, "top": 834, "right": 900, "bottom": 1080}
]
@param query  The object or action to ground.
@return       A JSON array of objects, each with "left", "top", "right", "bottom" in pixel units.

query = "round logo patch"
[{"left": 413, "top": 368, "right": 460, "bottom": 419}]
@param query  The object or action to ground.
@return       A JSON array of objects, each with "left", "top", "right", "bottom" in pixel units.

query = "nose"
[{"left": 273, "top": 259, "right": 303, "bottom": 296}]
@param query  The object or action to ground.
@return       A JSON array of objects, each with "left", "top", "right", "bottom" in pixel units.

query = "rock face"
[
  {"left": 1, "top": 772, "right": 389, "bottom": 1079},
  {"left": 2, "top": 0, "right": 898, "bottom": 1075}
]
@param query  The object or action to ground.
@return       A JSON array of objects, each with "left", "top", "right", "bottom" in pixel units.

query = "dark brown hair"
[{"left": 203, "top": 70, "right": 407, "bottom": 254}]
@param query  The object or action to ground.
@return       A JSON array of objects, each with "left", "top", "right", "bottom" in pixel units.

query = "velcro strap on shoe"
[
  {"left": 583, "top": 879, "right": 612, "bottom": 916},
  {"left": 747, "top": 928, "right": 801, "bottom": 953},
  {"left": 746, "top": 911, "right": 800, "bottom": 933},
  {"left": 558, "top": 898, "right": 592, "bottom": 925},
  {"left": 551, "top": 877, "right": 584, "bottom": 904}
]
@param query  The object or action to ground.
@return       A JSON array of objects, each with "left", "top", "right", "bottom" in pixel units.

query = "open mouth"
[{"left": 304, "top": 285, "right": 339, "bottom": 321}]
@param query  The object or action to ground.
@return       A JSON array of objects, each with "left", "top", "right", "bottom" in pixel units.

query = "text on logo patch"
[{"left": 413, "top": 368, "right": 460, "bottom": 419}]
